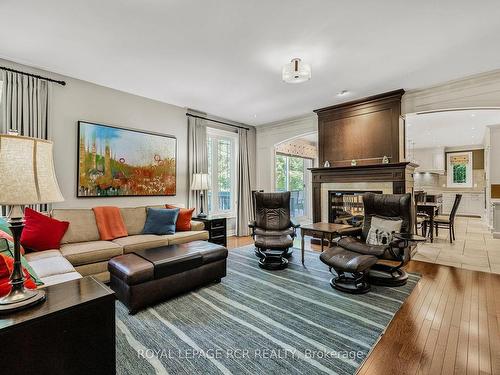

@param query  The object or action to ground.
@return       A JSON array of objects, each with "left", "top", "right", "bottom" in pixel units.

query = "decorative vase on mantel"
[
  {"left": 351, "top": 159, "right": 357, "bottom": 166},
  {"left": 382, "top": 155, "right": 390, "bottom": 164},
  {"left": 323, "top": 160, "right": 330, "bottom": 167}
]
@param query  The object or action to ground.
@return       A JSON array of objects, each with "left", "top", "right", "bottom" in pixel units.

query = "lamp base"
[
  {"left": 0, "top": 288, "right": 46, "bottom": 314},
  {"left": 197, "top": 212, "right": 207, "bottom": 218}
]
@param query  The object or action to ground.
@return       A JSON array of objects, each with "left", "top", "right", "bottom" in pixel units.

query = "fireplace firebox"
[{"left": 328, "top": 190, "right": 382, "bottom": 226}]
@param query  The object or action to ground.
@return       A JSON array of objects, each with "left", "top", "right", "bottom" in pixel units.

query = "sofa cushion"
[
  {"left": 52, "top": 208, "right": 100, "bottom": 244},
  {"left": 75, "top": 261, "right": 109, "bottom": 277},
  {"left": 25, "top": 249, "right": 81, "bottom": 287},
  {"left": 190, "top": 221, "right": 205, "bottom": 231},
  {"left": 164, "top": 230, "right": 209, "bottom": 245},
  {"left": 120, "top": 207, "right": 147, "bottom": 236},
  {"left": 40, "top": 272, "right": 82, "bottom": 288},
  {"left": 60, "top": 241, "right": 123, "bottom": 266},
  {"left": 112, "top": 235, "right": 169, "bottom": 254},
  {"left": 25, "top": 250, "right": 77, "bottom": 279}
]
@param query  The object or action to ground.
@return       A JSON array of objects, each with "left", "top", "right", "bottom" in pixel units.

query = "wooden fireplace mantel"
[{"left": 309, "top": 162, "right": 418, "bottom": 222}]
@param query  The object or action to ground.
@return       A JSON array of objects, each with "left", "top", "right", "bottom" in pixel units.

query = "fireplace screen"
[{"left": 328, "top": 191, "right": 382, "bottom": 226}]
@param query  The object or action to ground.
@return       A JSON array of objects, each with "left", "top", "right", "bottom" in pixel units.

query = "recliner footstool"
[
  {"left": 320, "top": 246, "right": 378, "bottom": 294},
  {"left": 108, "top": 240, "right": 227, "bottom": 313}
]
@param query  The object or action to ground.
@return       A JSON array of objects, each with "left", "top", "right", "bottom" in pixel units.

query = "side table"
[
  {"left": 192, "top": 215, "right": 227, "bottom": 247},
  {"left": 0, "top": 276, "right": 116, "bottom": 375}
]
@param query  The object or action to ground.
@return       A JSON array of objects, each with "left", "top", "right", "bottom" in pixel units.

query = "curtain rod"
[
  {"left": 0, "top": 66, "right": 66, "bottom": 86},
  {"left": 186, "top": 113, "right": 249, "bottom": 131}
]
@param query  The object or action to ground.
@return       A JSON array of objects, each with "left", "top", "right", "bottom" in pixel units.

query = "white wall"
[
  {"left": 1, "top": 58, "right": 254, "bottom": 209},
  {"left": 489, "top": 127, "right": 500, "bottom": 184},
  {"left": 255, "top": 114, "right": 317, "bottom": 192}
]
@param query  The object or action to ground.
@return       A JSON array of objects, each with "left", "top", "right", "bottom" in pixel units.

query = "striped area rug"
[{"left": 116, "top": 245, "right": 420, "bottom": 375}]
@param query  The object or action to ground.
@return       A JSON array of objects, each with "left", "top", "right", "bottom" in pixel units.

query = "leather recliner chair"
[
  {"left": 251, "top": 190, "right": 293, "bottom": 259},
  {"left": 249, "top": 192, "right": 300, "bottom": 270},
  {"left": 320, "top": 192, "right": 414, "bottom": 293}
]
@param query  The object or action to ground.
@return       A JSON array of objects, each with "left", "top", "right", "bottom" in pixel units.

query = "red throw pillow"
[
  {"left": 165, "top": 204, "right": 195, "bottom": 231},
  {"left": 20, "top": 208, "right": 69, "bottom": 251},
  {"left": 0, "top": 253, "right": 36, "bottom": 297}
]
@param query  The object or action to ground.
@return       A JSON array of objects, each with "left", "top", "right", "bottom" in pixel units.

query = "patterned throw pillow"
[
  {"left": 366, "top": 216, "right": 403, "bottom": 246},
  {"left": 0, "top": 236, "right": 44, "bottom": 286},
  {"left": 0, "top": 217, "right": 12, "bottom": 236},
  {"left": 0, "top": 253, "right": 37, "bottom": 297}
]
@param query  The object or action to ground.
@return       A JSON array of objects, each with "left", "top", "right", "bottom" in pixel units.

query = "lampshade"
[
  {"left": 190, "top": 173, "right": 210, "bottom": 191},
  {"left": 0, "top": 135, "right": 64, "bottom": 205},
  {"left": 282, "top": 58, "right": 311, "bottom": 84}
]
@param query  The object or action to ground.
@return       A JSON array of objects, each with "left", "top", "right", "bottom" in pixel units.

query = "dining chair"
[
  {"left": 414, "top": 191, "right": 428, "bottom": 236},
  {"left": 425, "top": 194, "right": 462, "bottom": 243}
]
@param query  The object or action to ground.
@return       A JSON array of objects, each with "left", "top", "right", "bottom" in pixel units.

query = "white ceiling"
[
  {"left": 2, "top": 1, "right": 500, "bottom": 125},
  {"left": 405, "top": 110, "right": 500, "bottom": 149}
]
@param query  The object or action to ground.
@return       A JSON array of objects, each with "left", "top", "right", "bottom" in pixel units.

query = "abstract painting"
[{"left": 77, "top": 121, "right": 176, "bottom": 197}]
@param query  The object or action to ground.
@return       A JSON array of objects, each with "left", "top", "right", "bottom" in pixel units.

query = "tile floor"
[{"left": 412, "top": 217, "right": 500, "bottom": 274}]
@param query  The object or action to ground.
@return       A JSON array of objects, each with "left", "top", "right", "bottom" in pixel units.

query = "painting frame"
[{"left": 77, "top": 120, "right": 177, "bottom": 198}]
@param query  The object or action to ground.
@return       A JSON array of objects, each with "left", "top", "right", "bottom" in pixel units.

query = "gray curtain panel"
[
  {"left": 187, "top": 115, "right": 208, "bottom": 211},
  {"left": 1, "top": 70, "right": 49, "bottom": 138},
  {"left": 236, "top": 128, "right": 253, "bottom": 236},
  {"left": 0, "top": 70, "right": 51, "bottom": 215}
]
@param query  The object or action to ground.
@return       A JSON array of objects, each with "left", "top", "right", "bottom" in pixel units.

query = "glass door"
[{"left": 275, "top": 153, "right": 312, "bottom": 221}]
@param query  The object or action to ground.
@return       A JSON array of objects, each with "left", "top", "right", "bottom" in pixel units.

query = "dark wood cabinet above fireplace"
[{"left": 314, "top": 89, "right": 405, "bottom": 167}]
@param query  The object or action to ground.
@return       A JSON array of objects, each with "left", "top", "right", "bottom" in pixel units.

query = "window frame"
[
  {"left": 446, "top": 151, "right": 473, "bottom": 188},
  {"left": 206, "top": 127, "right": 238, "bottom": 217}
]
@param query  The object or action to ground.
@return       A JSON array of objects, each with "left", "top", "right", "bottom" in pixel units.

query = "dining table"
[{"left": 416, "top": 202, "right": 442, "bottom": 242}]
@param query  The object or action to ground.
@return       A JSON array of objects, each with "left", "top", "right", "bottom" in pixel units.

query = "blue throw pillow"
[{"left": 142, "top": 208, "right": 179, "bottom": 235}]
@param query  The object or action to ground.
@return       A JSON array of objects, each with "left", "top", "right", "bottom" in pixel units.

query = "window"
[
  {"left": 207, "top": 128, "right": 238, "bottom": 216},
  {"left": 447, "top": 151, "right": 473, "bottom": 188},
  {"left": 275, "top": 153, "right": 312, "bottom": 218}
]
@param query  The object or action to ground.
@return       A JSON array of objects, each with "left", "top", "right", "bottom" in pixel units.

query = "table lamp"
[
  {"left": 191, "top": 173, "right": 210, "bottom": 218},
  {"left": 0, "top": 134, "right": 64, "bottom": 313}
]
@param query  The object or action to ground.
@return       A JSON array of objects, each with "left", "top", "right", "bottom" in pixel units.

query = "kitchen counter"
[{"left": 417, "top": 189, "right": 485, "bottom": 217}]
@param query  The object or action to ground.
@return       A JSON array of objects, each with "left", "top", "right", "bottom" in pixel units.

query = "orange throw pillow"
[
  {"left": 165, "top": 205, "right": 194, "bottom": 231},
  {"left": 0, "top": 253, "right": 36, "bottom": 297}
]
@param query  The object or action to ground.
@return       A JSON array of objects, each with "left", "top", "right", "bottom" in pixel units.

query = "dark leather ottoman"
[
  {"left": 108, "top": 241, "right": 228, "bottom": 313},
  {"left": 320, "top": 246, "right": 378, "bottom": 294}
]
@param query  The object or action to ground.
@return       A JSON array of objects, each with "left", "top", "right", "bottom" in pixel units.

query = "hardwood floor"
[{"left": 227, "top": 236, "right": 500, "bottom": 375}]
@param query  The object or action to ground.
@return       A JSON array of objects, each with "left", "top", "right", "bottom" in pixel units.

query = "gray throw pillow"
[{"left": 366, "top": 216, "right": 402, "bottom": 246}]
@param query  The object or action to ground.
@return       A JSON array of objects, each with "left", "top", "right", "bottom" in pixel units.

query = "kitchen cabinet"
[
  {"left": 413, "top": 147, "right": 445, "bottom": 174},
  {"left": 442, "top": 192, "right": 485, "bottom": 217}
]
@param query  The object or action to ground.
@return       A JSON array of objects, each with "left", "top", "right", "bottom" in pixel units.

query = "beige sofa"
[{"left": 25, "top": 205, "right": 208, "bottom": 287}]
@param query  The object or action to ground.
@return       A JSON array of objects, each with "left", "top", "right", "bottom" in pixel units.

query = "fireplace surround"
[{"left": 310, "top": 162, "right": 417, "bottom": 222}]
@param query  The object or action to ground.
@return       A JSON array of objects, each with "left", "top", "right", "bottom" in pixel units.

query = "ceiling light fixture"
[
  {"left": 338, "top": 90, "right": 349, "bottom": 96},
  {"left": 282, "top": 58, "right": 311, "bottom": 84}
]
